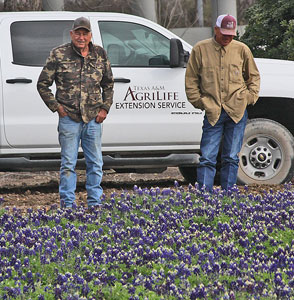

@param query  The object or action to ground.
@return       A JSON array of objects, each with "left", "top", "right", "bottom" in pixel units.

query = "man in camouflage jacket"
[{"left": 37, "top": 17, "right": 114, "bottom": 208}]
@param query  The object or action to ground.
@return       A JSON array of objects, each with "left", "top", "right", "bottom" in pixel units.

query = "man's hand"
[
  {"left": 57, "top": 104, "right": 68, "bottom": 118},
  {"left": 96, "top": 109, "right": 108, "bottom": 123}
]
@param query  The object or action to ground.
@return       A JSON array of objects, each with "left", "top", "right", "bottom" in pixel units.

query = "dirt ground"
[
  {"left": 0, "top": 167, "right": 185, "bottom": 210},
  {"left": 0, "top": 167, "right": 288, "bottom": 211}
]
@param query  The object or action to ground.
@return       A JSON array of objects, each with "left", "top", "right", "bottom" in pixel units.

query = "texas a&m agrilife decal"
[{"left": 116, "top": 85, "right": 186, "bottom": 110}]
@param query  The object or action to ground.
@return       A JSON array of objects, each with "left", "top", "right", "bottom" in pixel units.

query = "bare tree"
[
  {"left": 3, "top": 0, "right": 42, "bottom": 11},
  {"left": 64, "top": 0, "right": 201, "bottom": 29},
  {"left": 1, "top": 0, "right": 255, "bottom": 29},
  {"left": 64, "top": 0, "right": 158, "bottom": 22},
  {"left": 64, "top": 0, "right": 134, "bottom": 13},
  {"left": 157, "top": 0, "right": 203, "bottom": 29}
]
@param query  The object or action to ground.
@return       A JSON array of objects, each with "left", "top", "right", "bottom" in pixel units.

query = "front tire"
[{"left": 238, "top": 118, "right": 294, "bottom": 185}]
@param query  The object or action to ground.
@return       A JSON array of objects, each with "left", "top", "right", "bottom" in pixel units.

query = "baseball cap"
[
  {"left": 72, "top": 17, "right": 91, "bottom": 31},
  {"left": 216, "top": 14, "right": 237, "bottom": 36}
]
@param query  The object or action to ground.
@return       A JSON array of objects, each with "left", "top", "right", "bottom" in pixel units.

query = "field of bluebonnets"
[{"left": 0, "top": 181, "right": 294, "bottom": 299}]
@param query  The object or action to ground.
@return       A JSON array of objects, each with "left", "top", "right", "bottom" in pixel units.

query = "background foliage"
[
  {"left": 1, "top": 0, "right": 254, "bottom": 28},
  {"left": 240, "top": 0, "right": 294, "bottom": 60}
]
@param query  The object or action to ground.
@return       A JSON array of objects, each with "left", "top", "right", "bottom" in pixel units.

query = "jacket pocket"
[
  {"left": 59, "top": 61, "right": 77, "bottom": 71},
  {"left": 88, "top": 62, "right": 104, "bottom": 81},
  {"left": 229, "top": 64, "right": 243, "bottom": 83},
  {"left": 237, "top": 89, "right": 254, "bottom": 105},
  {"left": 58, "top": 62, "right": 78, "bottom": 82},
  {"left": 88, "top": 93, "right": 102, "bottom": 106}
]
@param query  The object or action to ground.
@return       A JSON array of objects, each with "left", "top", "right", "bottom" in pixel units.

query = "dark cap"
[
  {"left": 216, "top": 14, "right": 237, "bottom": 36},
  {"left": 72, "top": 17, "right": 91, "bottom": 32}
]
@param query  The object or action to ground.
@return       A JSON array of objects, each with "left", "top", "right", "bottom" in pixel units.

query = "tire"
[
  {"left": 179, "top": 166, "right": 197, "bottom": 184},
  {"left": 179, "top": 166, "right": 221, "bottom": 185},
  {"left": 238, "top": 118, "right": 294, "bottom": 185}
]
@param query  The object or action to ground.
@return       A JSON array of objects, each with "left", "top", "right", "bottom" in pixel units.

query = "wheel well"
[{"left": 247, "top": 97, "right": 294, "bottom": 135}]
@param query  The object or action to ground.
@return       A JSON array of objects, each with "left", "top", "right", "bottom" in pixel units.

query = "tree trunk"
[
  {"left": 211, "top": 0, "right": 237, "bottom": 33},
  {"left": 135, "top": 0, "right": 157, "bottom": 22},
  {"left": 211, "top": 0, "right": 237, "bottom": 23},
  {"left": 42, "top": 0, "right": 64, "bottom": 10},
  {"left": 197, "top": 0, "right": 204, "bottom": 26},
  {"left": 4, "top": 0, "right": 42, "bottom": 11}
]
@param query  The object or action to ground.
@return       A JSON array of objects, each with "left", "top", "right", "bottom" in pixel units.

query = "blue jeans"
[
  {"left": 58, "top": 116, "right": 103, "bottom": 208},
  {"left": 197, "top": 109, "right": 248, "bottom": 192}
]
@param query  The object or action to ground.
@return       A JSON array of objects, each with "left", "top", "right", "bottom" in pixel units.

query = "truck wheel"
[
  {"left": 238, "top": 118, "right": 294, "bottom": 185},
  {"left": 179, "top": 166, "right": 197, "bottom": 184},
  {"left": 179, "top": 165, "right": 221, "bottom": 185}
]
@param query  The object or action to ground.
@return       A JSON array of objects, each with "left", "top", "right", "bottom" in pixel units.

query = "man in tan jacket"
[{"left": 185, "top": 14, "right": 260, "bottom": 192}]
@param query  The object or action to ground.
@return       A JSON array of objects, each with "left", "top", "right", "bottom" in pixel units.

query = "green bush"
[{"left": 241, "top": 0, "right": 294, "bottom": 60}]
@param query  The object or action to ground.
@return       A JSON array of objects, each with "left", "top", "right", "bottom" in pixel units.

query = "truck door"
[
  {"left": 92, "top": 19, "right": 203, "bottom": 152},
  {"left": 1, "top": 18, "right": 72, "bottom": 148}
]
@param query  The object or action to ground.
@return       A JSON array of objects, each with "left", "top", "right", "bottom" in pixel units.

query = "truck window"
[
  {"left": 99, "top": 21, "right": 170, "bottom": 67},
  {"left": 11, "top": 21, "right": 72, "bottom": 66}
]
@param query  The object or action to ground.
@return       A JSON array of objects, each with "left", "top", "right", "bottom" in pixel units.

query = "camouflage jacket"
[{"left": 37, "top": 42, "right": 114, "bottom": 123}]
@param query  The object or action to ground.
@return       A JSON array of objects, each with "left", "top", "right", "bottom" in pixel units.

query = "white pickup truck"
[{"left": 1, "top": 11, "right": 294, "bottom": 185}]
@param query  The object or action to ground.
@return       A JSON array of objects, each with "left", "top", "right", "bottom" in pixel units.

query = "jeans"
[
  {"left": 197, "top": 109, "right": 248, "bottom": 192},
  {"left": 58, "top": 116, "right": 103, "bottom": 208}
]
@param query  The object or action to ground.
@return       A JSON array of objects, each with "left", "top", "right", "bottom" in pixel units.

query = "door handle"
[
  {"left": 6, "top": 78, "right": 32, "bottom": 84},
  {"left": 114, "top": 78, "right": 131, "bottom": 83}
]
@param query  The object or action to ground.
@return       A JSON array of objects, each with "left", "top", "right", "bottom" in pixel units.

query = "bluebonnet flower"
[
  {"left": 1, "top": 183, "right": 294, "bottom": 299},
  {"left": 3, "top": 286, "right": 21, "bottom": 298},
  {"left": 190, "top": 284, "right": 207, "bottom": 299}
]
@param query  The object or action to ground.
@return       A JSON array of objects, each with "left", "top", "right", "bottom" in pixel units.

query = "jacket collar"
[
  {"left": 71, "top": 41, "right": 95, "bottom": 58},
  {"left": 212, "top": 37, "right": 232, "bottom": 52}
]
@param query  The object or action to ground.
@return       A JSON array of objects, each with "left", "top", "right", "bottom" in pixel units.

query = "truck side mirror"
[{"left": 170, "top": 38, "right": 189, "bottom": 68}]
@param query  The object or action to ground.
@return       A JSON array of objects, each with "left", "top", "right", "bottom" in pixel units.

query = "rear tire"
[{"left": 238, "top": 118, "right": 294, "bottom": 184}]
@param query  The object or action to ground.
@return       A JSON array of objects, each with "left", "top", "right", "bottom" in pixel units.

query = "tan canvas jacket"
[{"left": 185, "top": 38, "right": 260, "bottom": 126}]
